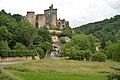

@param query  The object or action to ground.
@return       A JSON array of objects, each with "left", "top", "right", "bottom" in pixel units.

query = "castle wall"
[
  {"left": 57, "top": 19, "right": 69, "bottom": 29},
  {"left": 36, "top": 14, "right": 46, "bottom": 28},
  {"left": 26, "top": 4, "right": 69, "bottom": 30},
  {"left": 26, "top": 11, "right": 36, "bottom": 27}
]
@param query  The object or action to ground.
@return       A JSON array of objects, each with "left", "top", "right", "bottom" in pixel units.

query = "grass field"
[{"left": 1, "top": 59, "right": 120, "bottom": 80}]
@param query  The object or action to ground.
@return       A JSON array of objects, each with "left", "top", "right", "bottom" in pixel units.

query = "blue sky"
[{"left": 0, "top": 0, "right": 120, "bottom": 28}]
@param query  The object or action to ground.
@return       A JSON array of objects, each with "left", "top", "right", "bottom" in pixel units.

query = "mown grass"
[{"left": 2, "top": 59, "right": 120, "bottom": 80}]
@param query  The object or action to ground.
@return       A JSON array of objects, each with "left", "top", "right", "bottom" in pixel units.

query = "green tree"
[
  {"left": 0, "top": 10, "right": 17, "bottom": 33},
  {"left": 60, "top": 27, "right": 73, "bottom": 38},
  {"left": 36, "top": 42, "right": 52, "bottom": 58},
  {"left": 0, "top": 40, "right": 10, "bottom": 50},
  {"left": 0, "top": 26, "right": 11, "bottom": 41},
  {"left": 88, "top": 34, "right": 97, "bottom": 52},
  {"left": 106, "top": 42, "right": 120, "bottom": 61},
  {"left": 12, "top": 14, "right": 23, "bottom": 23},
  {"left": 37, "top": 27, "right": 51, "bottom": 43},
  {"left": 72, "top": 34, "right": 90, "bottom": 50},
  {"left": 17, "top": 19, "right": 37, "bottom": 48},
  {"left": 13, "top": 43, "right": 26, "bottom": 50},
  {"left": 92, "top": 52, "right": 107, "bottom": 62},
  {"left": 60, "top": 39, "right": 66, "bottom": 44},
  {"left": 36, "top": 47, "right": 44, "bottom": 59},
  {"left": 84, "top": 49, "right": 92, "bottom": 61}
]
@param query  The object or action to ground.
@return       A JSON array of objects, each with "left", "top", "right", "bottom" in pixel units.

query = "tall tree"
[{"left": 17, "top": 19, "right": 37, "bottom": 48}]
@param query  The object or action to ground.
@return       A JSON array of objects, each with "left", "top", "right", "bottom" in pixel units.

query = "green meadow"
[{"left": 0, "top": 59, "right": 120, "bottom": 80}]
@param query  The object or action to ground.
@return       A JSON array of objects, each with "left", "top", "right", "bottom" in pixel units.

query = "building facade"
[{"left": 26, "top": 4, "right": 69, "bottom": 30}]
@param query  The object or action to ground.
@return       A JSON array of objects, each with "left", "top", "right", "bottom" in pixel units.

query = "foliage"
[
  {"left": 36, "top": 48, "right": 44, "bottom": 59},
  {"left": 72, "top": 34, "right": 91, "bottom": 50},
  {"left": 0, "top": 26, "right": 11, "bottom": 41},
  {"left": 13, "top": 43, "right": 26, "bottom": 50},
  {"left": 60, "top": 45, "right": 93, "bottom": 61},
  {"left": 17, "top": 19, "right": 37, "bottom": 48},
  {"left": 92, "top": 52, "right": 107, "bottom": 62},
  {"left": 74, "top": 15, "right": 120, "bottom": 48},
  {"left": 60, "top": 39, "right": 66, "bottom": 44},
  {"left": 107, "top": 67, "right": 120, "bottom": 80},
  {"left": 12, "top": 14, "right": 23, "bottom": 23},
  {"left": 60, "top": 27, "right": 73, "bottom": 38},
  {"left": 0, "top": 40, "right": 10, "bottom": 50},
  {"left": 37, "top": 27, "right": 51, "bottom": 43},
  {"left": 105, "top": 42, "right": 120, "bottom": 61},
  {"left": 71, "top": 34, "right": 97, "bottom": 52},
  {"left": 35, "top": 42, "right": 52, "bottom": 58},
  {"left": 0, "top": 50, "right": 37, "bottom": 57},
  {"left": 0, "top": 10, "right": 17, "bottom": 34}
]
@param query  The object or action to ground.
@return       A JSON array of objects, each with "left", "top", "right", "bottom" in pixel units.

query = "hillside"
[{"left": 74, "top": 15, "right": 120, "bottom": 48}]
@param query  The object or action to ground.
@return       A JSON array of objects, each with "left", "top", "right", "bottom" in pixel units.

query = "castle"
[{"left": 26, "top": 4, "right": 69, "bottom": 30}]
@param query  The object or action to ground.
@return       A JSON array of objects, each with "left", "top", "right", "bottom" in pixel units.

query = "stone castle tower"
[{"left": 26, "top": 4, "right": 69, "bottom": 30}]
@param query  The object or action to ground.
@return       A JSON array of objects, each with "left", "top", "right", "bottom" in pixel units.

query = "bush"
[
  {"left": 107, "top": 67, "right": 120, "bottom": 80},
  {"left": 84, "top": 49, "right": 92, "bottom": 61},
  {"left": 13, "top": 43, "right": 26, "bottom": 50},
  {"left": 36, "top": 48, "right": 45, "bottom": 59},
  {"left": 92, "top": 52, "right": 107, "bottom": 62},
  {"left": 106, "top": 42, "right": 120, "bottom": 62},
  {"left": 60, "top": 39, "right": 66, "bottom": 44},
  {"left": 0, "top": 50, "right": 37, "bottom": 57},
  {"left": 0, "top": 40, "right": 10, "bottom": 50}
]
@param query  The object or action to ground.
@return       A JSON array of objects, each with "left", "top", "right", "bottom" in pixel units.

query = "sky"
[{"left": 0, "top": 0, "right": 120, "bottom": 28}]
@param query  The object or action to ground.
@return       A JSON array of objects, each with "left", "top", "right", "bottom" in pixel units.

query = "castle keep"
[{"left": 26, "top": 4, "right": 69, "bottom": 30}]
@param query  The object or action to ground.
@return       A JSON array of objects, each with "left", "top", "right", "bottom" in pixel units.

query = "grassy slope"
[{"left": 2, "top": 59, "right": 120, "bottom": 80}]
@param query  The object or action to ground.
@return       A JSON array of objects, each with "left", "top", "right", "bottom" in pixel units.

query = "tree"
[
  {"left": 37, "top": 27, "right": 51, "bottom": 43},
  {"left": 60, "top": 39, "right": 66, "bottom": 44},
  {"left": 60, "top": 27, "right": 73, "bottom": 38},
  {"left": 36, "top": 47, "right": 44, "bottom": 59},
  {"left": 84, "top": 49, "right": 92, "bottom": 61},
  {"left": 0, "top": 26, "right": 11, "bottom": 41},
  {"left": 12, "top": 14, "right": 23, "bottom": 23},
  {"left": 74, "top": 15, "right": 120, "bottom": 49},
  {"left": 36, "top": 42, "right": 52, "bottom": 58},
  {"left": 106, "top": 42, "right": 120, "bottom": 61},
  {"left": 72, "top": 34, "right": 91, "bottom": 50},
  {"left": 115, "top": 30, "right": 120, "bottom": 42},
  {"left": 92, "top": 52, "right": 107, "bottom": 62},
  {"left": 17, "top": 19, "right": 37, "bottom": 48},
  {"left": 88, "top": 34, "right": 98, "bottom": 52},
  {"left": 13, "top": 43, "right": 26, "bottom": 50},
  {"left": 0, "top": 10, "right": 17, "bottom": 33},
  {"left": 0, "top": 40, "right": 10, "bottom": 50},
  {"left": 33, "top": 35, "right": 42, "bottom": 45}
]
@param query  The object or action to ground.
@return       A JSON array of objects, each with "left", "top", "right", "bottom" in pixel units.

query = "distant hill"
[{"left": 74, "top": 15, "right": 120, "bottom": 45}]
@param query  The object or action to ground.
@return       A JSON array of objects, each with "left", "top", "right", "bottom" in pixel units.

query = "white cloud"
[
  {"left": 0, "top": 0, "right": 120, "bottom": 28},
  {"left": 103, "top": 0, "right": 120, "bottom": 9}
]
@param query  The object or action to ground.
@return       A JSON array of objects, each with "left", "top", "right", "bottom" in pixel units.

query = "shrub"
[
  {"left": 84, "top": 49, "right": 92, "bottom": 61},
  {"left": 36, "top": 48, "right": 44, "bottom": 59},
  {"left": 13, "top": 43, "right": 26, "bottom": 50},
  {"left": 0, "top": 40, "right": 10, "bottom": 50},
  {"left": 60, "top": 39, "right": 66, "bottom": 44},
  {"left": 106, "top": 42, "right": 120, "bottom": 62},
  {"left": 0, "top": 50, "right": 37, "bottom": 57},
  {"left": 92, "top": 52, "right": 107, "bottom": 62}
]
